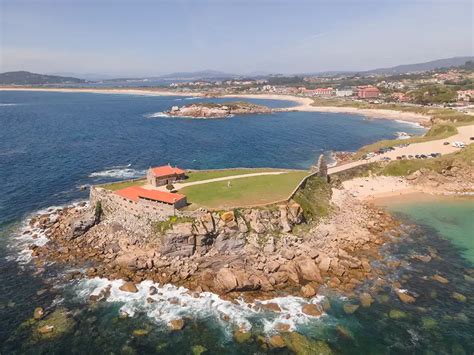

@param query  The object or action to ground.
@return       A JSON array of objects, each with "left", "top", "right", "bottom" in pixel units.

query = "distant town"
[
  {"left": 1, "top": 58, "right": 473, "bottom": 112},
  {"left": 167, "top": 60, "right": 474, "bottom": 108}
]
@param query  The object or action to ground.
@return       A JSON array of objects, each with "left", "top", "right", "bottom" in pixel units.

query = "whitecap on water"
[
  {"left": 88, "top": 168, "right": 146, "bottom": 179},
  {"left": 73, "top": 278, "right": 326, "bottom": 334}
]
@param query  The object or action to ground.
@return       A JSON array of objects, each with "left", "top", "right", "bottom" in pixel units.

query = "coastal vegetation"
[
  {"left": 152, "top": 216, "right": 195, "bottom": 234},
  {"left": 292, "top": 175, "right": 332, "bottom": 222},
  {"left": 335, "top": 144, "right": 473, "bottom": 180},
  {"left": 376, "top": 143, "right": 473, "bottom": 177},
  {"left": 353, "top": 123, "right": 457, "bottom": 159},
  {"left": 180, "top": 170, "right": 308, "bottom": 209}
]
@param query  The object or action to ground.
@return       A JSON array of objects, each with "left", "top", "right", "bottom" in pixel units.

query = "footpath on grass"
[{"left": 146, "top": 171, "right": 289, "bottom": 191}]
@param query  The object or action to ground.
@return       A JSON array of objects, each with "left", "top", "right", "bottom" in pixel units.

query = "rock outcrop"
[{"left": 165, "top": 102, "right": 272, "bottom": 119}]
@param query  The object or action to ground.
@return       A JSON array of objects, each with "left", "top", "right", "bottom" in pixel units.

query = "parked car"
[{"left": 452, "top": 141, "right": 466, "bottom": 148}]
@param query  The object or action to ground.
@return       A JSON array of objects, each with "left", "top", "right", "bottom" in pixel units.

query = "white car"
[{"left": 452, "top": 141, "right": 466, "bottom": 148}]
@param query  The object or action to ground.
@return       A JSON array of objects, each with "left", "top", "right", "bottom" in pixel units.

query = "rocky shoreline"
[
  {"left": 164, "top": 101, "right": 272, "bottom": 118},
  {"left": 27, "top": 184, "right": 402, "bottom": 306}
]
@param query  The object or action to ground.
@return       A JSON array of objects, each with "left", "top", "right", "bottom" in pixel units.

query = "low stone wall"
[{"left": 90, "top": 186, "right": 177, "bottom": 235}]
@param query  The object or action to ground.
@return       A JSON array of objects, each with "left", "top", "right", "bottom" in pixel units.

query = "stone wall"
[{"left": 90, "top": 186, "right": 177, "bottom": 235}]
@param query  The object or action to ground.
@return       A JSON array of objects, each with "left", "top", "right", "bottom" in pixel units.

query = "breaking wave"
[
  {"left": 88, "top": 168, "right": 146, "bottom": 179},
  {"left": 394, "top": 119, "right": 424, "bottom": 128},
  {"left": 7, "top": 202, "right": 89, "bottom": 264},
  {"left": 74, "top": 278, "right": 326, "bottom": 335},
  {"left": 0, "top": 103, "right": 19, "bottom": 106}
]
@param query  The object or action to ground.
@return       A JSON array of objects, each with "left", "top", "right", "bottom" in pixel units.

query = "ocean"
[{"left": 1, "top": 90, "right": 472, "bottom": 354}]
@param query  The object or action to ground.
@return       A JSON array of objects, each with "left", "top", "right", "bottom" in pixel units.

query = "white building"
[{"left": 336, "top": 88, "right": 354, "bottom": 97}]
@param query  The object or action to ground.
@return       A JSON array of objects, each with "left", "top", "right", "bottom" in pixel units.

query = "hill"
[
  {"left": 158, "top": 70, "right": 237, "bottom": 80},
  {"left": 364, "top": 56, "right": 474, "bottom": 75},
  {"left": 0, "top": 71, "right": 86, "bottom": 85}
]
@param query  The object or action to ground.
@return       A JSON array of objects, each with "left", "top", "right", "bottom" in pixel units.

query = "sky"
[{"left": 1, "top": 0, "right": 473, "bottom": 77}]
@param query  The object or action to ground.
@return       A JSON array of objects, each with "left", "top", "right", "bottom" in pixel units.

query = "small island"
[{"left": 165, "top": 101, "right": 272, "bottom": 118}]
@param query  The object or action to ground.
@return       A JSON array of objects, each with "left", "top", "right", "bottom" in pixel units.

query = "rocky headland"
[
  {"left": 165, "top": 101, "right": 272, "bottom": 118},
  {"left": 27, "top": 174, "right": 402, "bottom": 305}
]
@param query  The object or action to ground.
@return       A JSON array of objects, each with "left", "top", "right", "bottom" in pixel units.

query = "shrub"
[
  {"left": 166, "top": 184, "right": 174, "bottom": 191},
  {"left": 94, "top": 201, "right": 103, "bottom": 220}
]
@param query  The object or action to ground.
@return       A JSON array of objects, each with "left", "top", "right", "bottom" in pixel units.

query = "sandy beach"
[
  {"left": 1, "top": 87, "right": 430, "bottom": 123},
  {"left": 342, "top": 176, "right": 420, "bottom": 201},
  {"left": 223, "top": 93, "right": 431, "bottom": 124}
]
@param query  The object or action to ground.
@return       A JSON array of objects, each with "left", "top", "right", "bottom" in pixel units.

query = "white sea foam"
[
  {"left": 184, "top": 97, "right": 201, "bottom": 100},
  {"left": 395, "top": 119, "right": 424, "bottom": 128},
  {"left": 88, "top": 168, "right": 146, "bottom": 179},
  {"left": 0, "top": 103, "right": 19, "bottom": 106},
  {"left": 8, "top": 201, "right": 89, "bottom": 264},
  {"left": 73, "top": 278, "right": 326, "bottom": 334},
  {"left": 145, "top": 112, "right": 170, "bottom": 118}
]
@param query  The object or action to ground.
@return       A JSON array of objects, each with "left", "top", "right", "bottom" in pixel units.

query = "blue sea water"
[
  {"left": 0, "top": 90, "right": 424, "bottom": 224},
  {"left": 2, "top": 91, "right": 473, "bottom": 354}
]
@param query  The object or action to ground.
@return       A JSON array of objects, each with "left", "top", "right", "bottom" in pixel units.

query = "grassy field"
[
  {"left": 101, "top": 178, "right": 146, "bottom": 191},
  {"left": 180, "top": 170, "right": 309, "bottom": 209},
  {"left": 184, "top": 168, "right": 289, "bottom": 183}
]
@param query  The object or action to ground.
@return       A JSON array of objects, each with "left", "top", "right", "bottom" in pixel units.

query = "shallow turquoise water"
[{"left": 387, "top": 197, "right": 474, "bottom": 264}]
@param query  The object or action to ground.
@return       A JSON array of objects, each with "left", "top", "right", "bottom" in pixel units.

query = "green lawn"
[
  {"left": 184, "top": 168, "right": 293, "bottom": 183},
  {"left": 101, "top": 178, "right": 146, "bottom": 191},
  {"left": 180, "top": 171, "right": 309, "bottom": 209}
]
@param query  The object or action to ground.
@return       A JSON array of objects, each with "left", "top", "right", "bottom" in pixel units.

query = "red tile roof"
[
  {"left": 150, "top": 165, "right": 185, "bottom": 177},
  {"left": 115, "top": 186, "right": 186, "bottom": 204}
]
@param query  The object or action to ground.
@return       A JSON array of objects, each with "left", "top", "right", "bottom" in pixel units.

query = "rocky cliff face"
[{"left": 165, "top": 102, "right": 272, "bottom": 118}]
